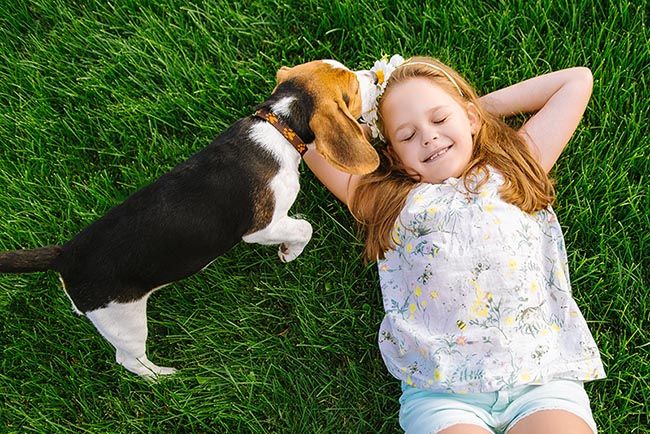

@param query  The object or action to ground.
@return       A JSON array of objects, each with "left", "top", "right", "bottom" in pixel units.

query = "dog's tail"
[{"left": 0, "top": 246, "right": 63, "bottom": 273}]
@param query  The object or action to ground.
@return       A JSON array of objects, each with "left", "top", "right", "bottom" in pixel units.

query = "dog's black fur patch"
[{"left": 1, "top": 80, "right": 317, "bottom": 312}]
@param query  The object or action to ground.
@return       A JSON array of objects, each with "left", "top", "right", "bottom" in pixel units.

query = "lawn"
[{"left": 0, "top": 0, "right": 647, "bottom": 432}]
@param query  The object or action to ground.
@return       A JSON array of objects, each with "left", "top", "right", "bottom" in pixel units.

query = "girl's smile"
[{"left": 422, "top": 143, "right": 454, "bottom": 163}]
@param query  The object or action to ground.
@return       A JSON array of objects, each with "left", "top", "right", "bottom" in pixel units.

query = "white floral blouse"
[{"left": 377, "top": 166, "right": 606, "bottom": 393}]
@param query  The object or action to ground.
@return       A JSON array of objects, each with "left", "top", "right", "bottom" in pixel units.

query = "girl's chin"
[{"left": 419, "top": 167, "right": 462, "bottom": 184}]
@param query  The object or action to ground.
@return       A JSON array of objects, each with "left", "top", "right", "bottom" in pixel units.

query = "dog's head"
[{"left": 275, "top": 60, "right": 379, "bottom": 175}]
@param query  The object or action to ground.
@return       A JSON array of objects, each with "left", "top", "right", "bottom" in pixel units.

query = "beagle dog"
[{"left": 0, "top": 60, "right": 379, "bottom": 377}]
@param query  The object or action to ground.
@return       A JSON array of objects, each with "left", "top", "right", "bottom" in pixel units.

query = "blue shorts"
[{"left": 399, "top": 379, "right": 597, "bottom": 434}]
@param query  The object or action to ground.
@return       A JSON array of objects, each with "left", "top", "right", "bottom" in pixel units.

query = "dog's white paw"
[
  {"left": 278, "top": 219, "right": 313, "bottom": 262},
  {"left": 118, "top": 352, "right": 177, "bottom": 378}
]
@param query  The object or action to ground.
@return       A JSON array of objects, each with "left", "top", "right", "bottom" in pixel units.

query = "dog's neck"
[
  {"left": 254, "top": 107, "right": 307, "bottom": 156},
  {"left": 254, "top": 81, "right": 316, "bottom": 153}
]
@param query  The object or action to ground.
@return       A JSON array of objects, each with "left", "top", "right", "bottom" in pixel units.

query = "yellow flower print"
[
  {"left": 414, "top": 286, "right": 422, "bottom": 297},
  {"left": 551, "top": 323, "right": 561, "bottom": 333},
  {"left": 421, "top": 300, "right": 428, "bottom": 308},
  {"left": 413, "top": 193, "right": 424, "bottom": 204},
  {"left": 427, "top": 206, "right": 438, "bottom": 214},
  {"left": 493, "top": 217, "right": 501, "bottom": 225},
  {"left": 540, "top": 328, "right": 550, "bottom": 336},
  {"left": 376, "top": 69, "right": 385, "bottom": 85},
  {"left": 380, "top": 264, "right": 389, "bottom": 272},
  {"left": 519, "top": 371, "right": 531, "bottom": 382},
  {"left": 427, "top": 379, "right": 434, "bottom": 386},
  {"left": 434, "top": 369, "right": 443, "bottom": 381},
  {"left": 507, "top": 258, "right": 518, "bottom": 270},
  {"left": 409, "top": 303, "right": 417, "bottom": 313},
  {"left": 406, "top": 375, "right": 413, "bottom": 386},
  {"left": 555, "top": 267, "right": 566, "bottom": 281},
  {"left": 430, "top": 290, "right": 439, "bottom": 299},
  {"left": 485, "top": 202, "right": 495, "bottom": 213},
  {"left": 480, "top": 189, "right": 489, "bottom": 198},
  {"left": 504, "top": 316, "right": 514, "bottom": 327},
  {"left": 406, "top": 243, "right": 413, "bottom": 253},
  {"left": 391, "top": 226, "right": 401, "bottom": 244},
  {"left": 476, "top": 308, "right": 489, "bottom": 318},
  {"left": 530, "top": 281, "right": 539, "bottom": 293}
]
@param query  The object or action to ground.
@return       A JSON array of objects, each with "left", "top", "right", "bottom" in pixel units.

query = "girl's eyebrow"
[{"left": 394, "top": 105, "right": 448, "bottom": 132}]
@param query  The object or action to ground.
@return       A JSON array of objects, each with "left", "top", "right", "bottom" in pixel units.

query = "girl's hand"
[{"left": 479, "top": 67, "right": 593, "bottom": 173}]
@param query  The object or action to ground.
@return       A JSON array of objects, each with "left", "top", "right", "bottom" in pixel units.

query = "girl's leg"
[
  {"left": 507, "top": 409, "right": 594, "bottom": 434},
  {"left": 439, "top": 424, "right": 492, "bottom": 434}
]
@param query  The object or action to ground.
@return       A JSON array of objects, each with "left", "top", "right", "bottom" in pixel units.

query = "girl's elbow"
[{"left": 574, "top": 67, "right": 593, "bottom": 95}]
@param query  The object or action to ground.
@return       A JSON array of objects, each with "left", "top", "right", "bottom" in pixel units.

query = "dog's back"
[{"left": 55, "top": 117, "right": 279, "bottom": 311}]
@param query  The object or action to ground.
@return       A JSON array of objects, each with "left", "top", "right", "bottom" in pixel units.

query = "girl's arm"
[
  {"left": 479, "top": 67, "right": 593, "bottom": 173},
  {"left": 303, "top": 146, "right": 359, "bottom": 206}
]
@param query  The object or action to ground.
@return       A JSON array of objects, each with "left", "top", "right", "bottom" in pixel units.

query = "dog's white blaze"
[
  {"left": 248, "top": 121, "right": 301, "bottom": 169},
  {"left": 322, "top": 59, "right": 349, "bottom": 70},
  {"left": 243, "top": 121, "right": 310, "bottom": 255},
  {"left": 243, "top": 124, "right": 301, "bottom": 241},
  {"left": 271, "top": 96, "right": 296, "bottom": 117},
  {"left": 355, "top": 70, "right": 378, "bottom": 115}
]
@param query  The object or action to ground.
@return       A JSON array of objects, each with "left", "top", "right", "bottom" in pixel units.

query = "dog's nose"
[
  {"left": 370, "top": 71, "right": 379, "bottom": 85},
  {"left": 357, "top": 69, "right": 378, "bottom": 85}
]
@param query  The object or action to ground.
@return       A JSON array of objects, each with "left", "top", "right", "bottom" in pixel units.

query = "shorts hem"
[
  {"left": 506, "top": 407, "right": 597, "bottom": 434},
  {"left": 429, "top": 421, "right": 492, "bottom": 434}
]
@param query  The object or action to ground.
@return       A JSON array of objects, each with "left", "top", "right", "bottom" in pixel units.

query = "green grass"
[{"left": 0, "top": 0, "right": 647, "bottom": 432}]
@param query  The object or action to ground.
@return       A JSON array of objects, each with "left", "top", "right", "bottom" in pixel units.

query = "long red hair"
[{"left": 350, "top": 56, "right": 555, "bottom": 262}]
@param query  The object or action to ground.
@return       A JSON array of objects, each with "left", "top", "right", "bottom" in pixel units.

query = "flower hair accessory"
[
  {"left": 359, "top": 55, "right": 465, "bottom": 142},
  {"left": 359, "top": 54, "right": 405, "bottom": 141}
]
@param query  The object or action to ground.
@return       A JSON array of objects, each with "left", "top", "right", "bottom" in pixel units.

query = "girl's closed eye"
[
  {"left": 399, "top": 130, "right": 415, "bottom": 142},
  {"left": 432, "top": 115, "right": 448, "bottom": 124}
]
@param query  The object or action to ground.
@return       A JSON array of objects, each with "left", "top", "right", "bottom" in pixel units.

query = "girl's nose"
[
  {"left": 423, "top": 132, "right": 439, "bottom": 147},
  {"left": 421, "top": 122, "right": 440, "bottom": 147}
]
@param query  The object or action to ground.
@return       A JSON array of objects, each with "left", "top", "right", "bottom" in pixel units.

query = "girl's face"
[{"left": 381, "top": 77, "right": 479, "bottom": 184}]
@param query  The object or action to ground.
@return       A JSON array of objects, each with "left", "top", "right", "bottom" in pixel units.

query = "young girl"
[{"left": 304, "top": 56, "right": 605, "bottom": 434}]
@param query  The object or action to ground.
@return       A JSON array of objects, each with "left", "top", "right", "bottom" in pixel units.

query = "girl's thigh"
[
  {"left": 507, "top": 409, "right": 594, "bottom": 434},
  {"left": 439, "top": 424, "right": 493, "bottom": 434}
]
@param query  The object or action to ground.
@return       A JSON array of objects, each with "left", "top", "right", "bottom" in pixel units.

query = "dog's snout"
[{"left": 371, "top": 71, "right": 379, "bottom": 85}]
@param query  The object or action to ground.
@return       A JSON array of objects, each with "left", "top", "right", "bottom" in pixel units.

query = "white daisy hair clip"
[
  {"left": 359, "top": 54, "right": 465, "bottom": 142},
  {"left": 359, "top": 54, "right": 405, "bottom": 141}
]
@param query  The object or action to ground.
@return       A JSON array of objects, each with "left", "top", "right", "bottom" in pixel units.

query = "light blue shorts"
[{"left": 399, "top": 379, "right": 597, "bottom": 434}]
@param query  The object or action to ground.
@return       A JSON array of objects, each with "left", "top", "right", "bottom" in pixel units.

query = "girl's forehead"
[
  {"left": 385, "top": 78, "right": 454, "bottom": 108},
  {"left": 382, "top": 78, "right": 457, "bottom": 120}
]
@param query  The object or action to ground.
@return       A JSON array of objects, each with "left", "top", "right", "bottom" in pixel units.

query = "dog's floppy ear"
[
  {"left": 309, "top": 97, "right": 379, "bottom": 175},
  {"left": 276, "top": 66, "right": 292, "bottom": 84}
]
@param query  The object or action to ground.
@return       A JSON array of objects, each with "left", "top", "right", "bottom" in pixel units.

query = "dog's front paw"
[{"left": 278, "top": 219, "right": 313, "bottom": 262}]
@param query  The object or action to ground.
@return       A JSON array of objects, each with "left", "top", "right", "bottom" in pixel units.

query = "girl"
[{"left": 304, "top": 56, "right": 605, "bottom": 434}]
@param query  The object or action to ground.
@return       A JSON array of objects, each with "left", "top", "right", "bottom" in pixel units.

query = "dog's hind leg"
[
  {"left": 85, "top": 297, "right": 177, "bottom": 378},
  {"left": 242, "top": 215, "right": 313, "bottom": 262}
]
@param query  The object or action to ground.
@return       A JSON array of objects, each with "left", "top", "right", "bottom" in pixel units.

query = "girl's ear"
[
  {"left": 276, "top": 66, "right": 292, "bottom": 84},
  {"left": 466, "top": 102, "right": 481, "bottom": 135}
]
